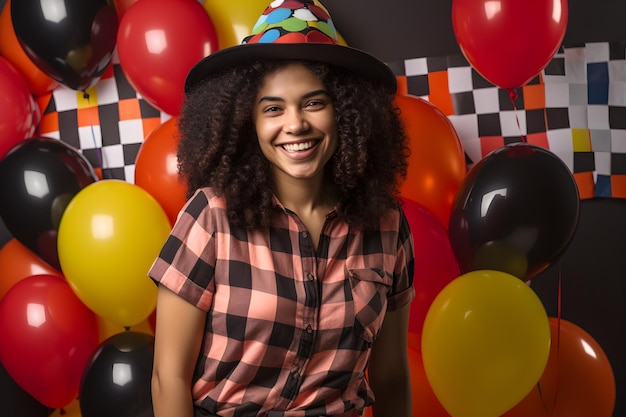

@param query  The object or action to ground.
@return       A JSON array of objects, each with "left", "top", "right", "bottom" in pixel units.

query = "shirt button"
[
  {"left": 307, "top": 272, "right": 314, "bottom": 281},
  {"left": 302, "top": 231, "right": 308, "bottom": 239},
  {"left": 306, "top": 325, "right": 313, "bottom": 334}
]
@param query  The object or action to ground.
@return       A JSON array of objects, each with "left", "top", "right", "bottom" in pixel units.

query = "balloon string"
[
  {"left": 552, "top": 260, "right": 563, "bottom": 415},
  {"left": 507, "top": 88, "right": 527, "bottom": 143},
  {"left": 83, "top": 91, "right": 106, "bottom": 177}
]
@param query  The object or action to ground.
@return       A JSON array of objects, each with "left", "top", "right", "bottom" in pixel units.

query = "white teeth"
[{"left": 282, "top": 141, "right": 315, "bottom": 152}]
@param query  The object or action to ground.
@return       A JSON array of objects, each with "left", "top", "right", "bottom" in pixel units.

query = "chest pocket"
[{"left": 346, "top": 268, "right": 393, "bottom": 343}]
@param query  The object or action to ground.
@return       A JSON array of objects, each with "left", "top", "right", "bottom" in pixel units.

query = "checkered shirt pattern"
[
  {"left": 389, "top": 41, "right": 626, "bottom": 199},
  {"left": 148, "top": 188, "right": 415, "bottom": 417},
  {"left": 37, "top": 53, "right": 170, "bottom": 182}
]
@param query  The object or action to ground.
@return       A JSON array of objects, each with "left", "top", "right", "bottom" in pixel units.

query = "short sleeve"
[
  {"left": 387, "top": 208, "right": 415, "bottom": 311},
  {"left": 149, "top": 189, "right": 218, "bottom": 312}
]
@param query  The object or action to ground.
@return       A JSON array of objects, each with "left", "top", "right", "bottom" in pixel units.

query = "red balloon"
[
  {"left": 0, "top": 238, "right": 62, "bottom": 302},
  {"left": 503, "top": 318, "right": 616, "bottom": 417},
  {"left": 402, "top": 198, "right": 459, "bottom": 336},
  {"left": 0, "top": 0, "right": 58, "bottom": 95},
  {"left": 116, "top": 0, "right": 219, "bottom": 115},
  {"left": 396, "top": 94, "right": 466, "bottom": 228},
  {"left": 0, "top": 57, "right": 38, "bottom": 159},
  {"left": 134, "top": 117, "right": 187, "bottom": 226},
  {"left": 0, "top": 275, "right": 99, "bottom": 408},
  {"left": 452, "top": 0, "right": 568, "bottom": 89}
]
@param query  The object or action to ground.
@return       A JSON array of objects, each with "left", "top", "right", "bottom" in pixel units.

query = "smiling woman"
[{"left": 148, "top": 1, "right": 415, "bottom": 417}]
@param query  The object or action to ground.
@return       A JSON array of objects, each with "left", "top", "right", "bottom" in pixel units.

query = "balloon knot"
[{"left": 507, "top": 88, "right": 518, "bottom": 101}]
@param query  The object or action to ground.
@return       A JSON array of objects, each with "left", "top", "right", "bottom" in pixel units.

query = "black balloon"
[
  {"left": 11, "top": 0, "right": 118, "bottom": 91},
  {"left": 0, "top": 137, "right": 98, "bottom": 269},
  {"left": 448, "top": 143, "right": 580, "bottom": 281},
  {"left": 80, "top": 331, "right": 155, "bottom": 417}
]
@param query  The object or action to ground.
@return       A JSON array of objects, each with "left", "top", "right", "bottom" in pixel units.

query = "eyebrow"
[{"left": 257, "top": 89, "right": 331, "bottom": 104}]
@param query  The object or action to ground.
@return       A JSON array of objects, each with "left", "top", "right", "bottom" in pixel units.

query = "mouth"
[{"left": 279, "top": 140, "right": 318, "bottom": 152}]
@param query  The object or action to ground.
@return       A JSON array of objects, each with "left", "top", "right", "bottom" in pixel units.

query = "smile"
[{"left": 281, "top": 141, "right": 317, "bottom": 152}]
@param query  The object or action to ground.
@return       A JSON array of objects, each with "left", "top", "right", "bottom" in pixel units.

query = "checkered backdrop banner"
[
  {"left": 38, "top": 42, "right": 626, "bottom": 199},
  {"left": 389, "top": 41, "right": 626, "bottom": 199},
  {"left": 38, "top": 52, "right": 171, "bottom": 182}
]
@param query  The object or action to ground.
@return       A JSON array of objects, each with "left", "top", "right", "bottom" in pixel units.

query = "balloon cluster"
[{"left": 0, "top": 0, "right": 617, "bottom": 417}]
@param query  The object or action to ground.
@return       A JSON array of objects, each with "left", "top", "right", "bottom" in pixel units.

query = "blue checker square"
[
  {"left": 594, "top": 174, "right": 612, "bottom": 197},
  {"left": 587, "top": 62, "right": 609, "bottom": 104}
]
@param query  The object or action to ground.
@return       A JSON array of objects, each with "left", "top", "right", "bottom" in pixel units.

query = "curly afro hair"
[{"left": 177, "top": 60, "right": 410, "bottom": 230}]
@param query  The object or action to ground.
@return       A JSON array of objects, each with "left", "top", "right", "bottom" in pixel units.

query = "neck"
[{"left": 273, "top": 171, "right": 336, "bottom": 215}]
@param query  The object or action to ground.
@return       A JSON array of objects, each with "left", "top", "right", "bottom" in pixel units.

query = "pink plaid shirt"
[{"left": 149, "top": 187, "right": 415, "bottom": 417}]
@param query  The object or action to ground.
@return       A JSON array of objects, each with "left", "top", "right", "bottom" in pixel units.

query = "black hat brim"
[{"left": 184, "top": 43, "right": 397, "bottom": 93}]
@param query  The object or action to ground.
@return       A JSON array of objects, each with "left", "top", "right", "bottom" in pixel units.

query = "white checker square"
[
  {"left": 52, "top": 87, "right": 79, "bottom": 112},
  {"left": 594, "top": 151, "right": 611, "bottom": 176},
  {"left": 610, "top": 129, "right": 626, "bottom": 153},
  {"left": 101, "top": 144, "right": 125, "bottom": 169},
  {"left": 94, "top": 77, "right": 121, "bottom": 106},
  {"left": 546, "top": 128, "right": 574, "bottom": 172},
  {"left": 608, "top": 80, "right": 626, "bottom": 106},
  {"left": 568, "top": 105, "right": 588, "bottom": 129},
  {"left": 77, "top": 125, "right": 102, "bottom": 150},
  {"left": 499, "top": 110, "right": 527, "bottom": 137},
  {"left": 587, "top": 105, "right": 610, "bottom": 129},
  {"left": 608, "top": 59, "right": 626, "bottom": 82},
  {"left": 472, "top": 88, "right": 500, "bottom": 114},
  {"left": 585, "top": 42, "right": 610, "bottom": 63},
  {"left": 119, "top": 119, "right": 145, "bottom": 144},
  {"left": 447, "top": 66, "right": 474, "bottom": 93},
  {"left": 404, "top": 57, "right": 428, "bottom": 77},
  {"left": 124, "top": 164, "right": 136, "bottom": 184},
  {"left": 544, "top": 83, "right": 570, "bottom": 108},
  {"left": 564, "top": 47, "right": 587, "bottom": 83}
]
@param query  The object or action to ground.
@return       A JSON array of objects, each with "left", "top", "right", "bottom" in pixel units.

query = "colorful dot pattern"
[{"left": 243, "top": 0, "right": 338, "bottom": 45}]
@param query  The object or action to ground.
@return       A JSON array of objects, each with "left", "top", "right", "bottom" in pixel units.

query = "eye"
[
  {"left": 263, "top": 105, "right": 282, "bottom": 113},
  {"left": 305, "top": 99, "right": 327, "bottom": 109}
]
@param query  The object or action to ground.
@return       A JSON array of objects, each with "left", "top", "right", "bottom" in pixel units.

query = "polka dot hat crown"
[{"left": 184, "top": 0, "right": 396, "bottom": 92}]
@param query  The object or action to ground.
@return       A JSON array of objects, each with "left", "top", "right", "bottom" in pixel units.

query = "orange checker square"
[
  {"left": 480, "top": 135, "right": 505, "bottom": 157},
  {"left": 610, "top": 174, "right": 626, "bottom": 198},
  {"left": 574, "top": 171, "right": 595, "bottom": 199},
  {"left": 38, "top": 111, "right": 59, "bottom": 135},
  {"left": 521, "top": 83, "right": 545, "bottom": 110},
  {"left": 396, "top": 75, "right": 408, "bottom": 96},
  {"left": 118, "top": 98, "right": 142, "bottom": 121},
  {"left": 526, "top": 132, "right": 550, "bottom": 149},
  {"left": 142, "top": 117, "right": 163, "bottom": 139},
  {"left": 76, "top": 106, "right": 100, "bottom": 128},
  {"left": 427, "top": 70, "right": 454, "bottom": 116}
]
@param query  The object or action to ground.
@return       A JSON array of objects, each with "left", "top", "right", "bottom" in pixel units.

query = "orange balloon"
[
  {"left": 0, "top": 0, "right": 58, "bottom": 95},
  {"left": 503, "top": 318, "right": 616, "bottom": 417},
  {"left": 134, "top": 117, "right": 187, "bottom": 226},
  {"left": 0, "top": 238, "right": 62, "bottom": 301},
  {"left": 396, "top": 94, "right": 466, "bottom": 228}
]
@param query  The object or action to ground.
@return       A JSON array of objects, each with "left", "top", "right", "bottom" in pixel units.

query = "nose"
[{"left": 283, "top": 108, "right": 309, "bottom": 134}]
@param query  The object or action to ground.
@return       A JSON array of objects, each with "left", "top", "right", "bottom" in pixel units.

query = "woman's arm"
[
  {"left": 368, "top": 303, "right": 412, "bottom": 417},
  {"left": 152, "top": 285, "right": 206, "bottom": 417}
]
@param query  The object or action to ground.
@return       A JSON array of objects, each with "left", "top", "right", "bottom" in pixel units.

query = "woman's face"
[{"left": 253, "top": 63, "right": 338, "bottom": 184}]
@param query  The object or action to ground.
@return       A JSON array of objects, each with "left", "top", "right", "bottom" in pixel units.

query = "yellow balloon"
[
  {"left": 203, "top": 0, "right": 268, "bottom": 49},
  {"left": 51, "top": 398, "right": 82, "bottom": 417},
  {"left": 58, "top": 180, "right": 171, "bottom": 327},
  {"left": 203, "top": 0, "right": 349, "bottom": 49},
  {"left": 97, "top": 315, "right": 154, "bottom": 343},
  {"left": 421, "top": 270, "right": 551, "bottom": 417}
]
